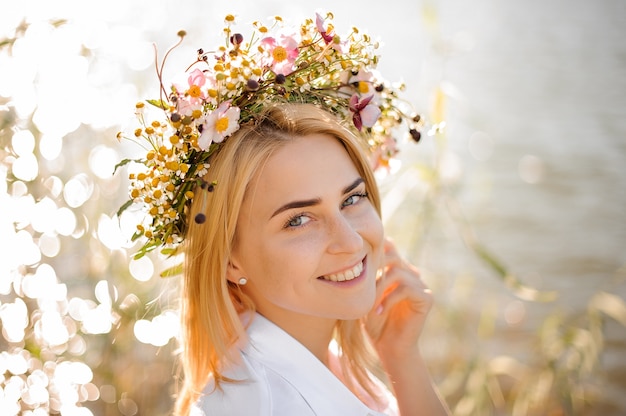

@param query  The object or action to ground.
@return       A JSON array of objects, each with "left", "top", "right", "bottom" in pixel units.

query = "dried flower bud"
[
  {"left": 194, "top": 213, "right": 206, "bottom": 224},
  {"left": 230, "top": 33, "right": 244, "bottom": 46},
  {"left": 409, "top": 128, "right": 421, "bottom": 143},
  {"left": 170, "top": 113, "right": 181, "bottom": 123},
  {"left": 247, "top": 79, "right": 260, "bottom": 91},
  {"left": 275, "top": 74, "right": 286, "bottom": 84}
]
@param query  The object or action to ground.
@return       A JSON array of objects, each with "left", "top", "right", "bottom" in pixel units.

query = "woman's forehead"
[{"left": 244, "top": 134, "right": 361, "bottom": 209}]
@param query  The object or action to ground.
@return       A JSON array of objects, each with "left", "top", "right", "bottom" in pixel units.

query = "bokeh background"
[{"left": 1, "top": 0, "right": 625, "bottom": 415}]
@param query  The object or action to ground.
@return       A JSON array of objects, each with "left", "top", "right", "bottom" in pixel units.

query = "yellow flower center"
[
  {"left": 272, "top": 46, "right": 288, "bottom": 62},
  {"left": 215, "top": 116, "right": 230, "bottom": 133},
  {"left": 358, "top": 81, "right": 370, "bottom": 94},
  {"left": 188, "top": 85, "right": 202, "bottom": 98}
]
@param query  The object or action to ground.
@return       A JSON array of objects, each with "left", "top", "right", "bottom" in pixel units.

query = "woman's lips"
[{"left": 318, "top": 257, "right": 367, "bottom": 285}]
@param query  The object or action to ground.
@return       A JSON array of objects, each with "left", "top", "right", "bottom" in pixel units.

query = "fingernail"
[{"left": 376, "top": 304, "right": 384, "bottom": 315}]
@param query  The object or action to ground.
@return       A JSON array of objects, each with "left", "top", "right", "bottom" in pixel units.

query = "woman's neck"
[{"left": 256, "top": 310, "right": 337, "bottom": 366}]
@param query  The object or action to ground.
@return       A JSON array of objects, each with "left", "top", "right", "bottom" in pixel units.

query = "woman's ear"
[{"left": 226, "top": 257, "right": 244, "bottom": 285}]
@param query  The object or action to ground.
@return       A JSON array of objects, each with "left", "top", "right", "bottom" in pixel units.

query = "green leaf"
[
  {"left": 146, "top": 99, "right": 169, "bottom": 109},
  {"left": 160, "top": 263, "right": 183, "bottom": 278},
  {"left": 132, "top": 240, "right": 159, "bottom": 260},
  {"left": 113, "top": 158, "right": 142, "bottom": 175},
  {"left": 160, "top": 247, "right": 179, "bottom": 257},
  {"left": 116, "top": 199, "right": 134, "bottom": 217}
]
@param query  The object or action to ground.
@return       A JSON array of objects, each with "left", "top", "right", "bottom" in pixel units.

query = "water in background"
[{"left": 418, "top": 0, "right": 626, "bottom": 412}]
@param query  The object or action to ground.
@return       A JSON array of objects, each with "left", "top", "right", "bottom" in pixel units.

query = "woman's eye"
[
  {"left": 342, "top": 192, "right": 368, "bottom": 207},
  {"left": 286, "top": 214, "right": 310, "bottom": 228}
]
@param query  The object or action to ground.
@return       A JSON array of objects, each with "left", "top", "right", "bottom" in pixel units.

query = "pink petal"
[
  {"left": 260, "top": 37, "right": 277, "bottom": 48},
  {"left": 359, "top": 94, "right": 374, "bottom": 108},
  {"left": 197, "top": 129, "right": 212, "bottom": 150},
  {"left": 188, "top": 68, "right": 205, "bottom": 88},
  {"left": 280, "top": 34, "right": 299, "bottom": 50},
  {"left": 316, "top": 13, "right": 325, "bottom": 33},
  {"left": 349, "top": 94, "right": 359, "bottom": 110},
  {"left": 359, "top": 104, "right": 382, "bottom": 128},
  {"left": 353, "top": 113, "right": 363, "bottom": 131}
]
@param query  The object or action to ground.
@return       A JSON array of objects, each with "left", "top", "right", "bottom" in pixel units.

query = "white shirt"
[{"left": 192, "top": 314, "right": 399, "bottom": 416}]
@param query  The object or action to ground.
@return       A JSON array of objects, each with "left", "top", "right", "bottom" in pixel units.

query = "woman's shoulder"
[
  {"left": 192, "top": 353, "right": 269, "bottom": 415},
  {"left": 192, "top": 350, "right": 316, "bottom": 416}
]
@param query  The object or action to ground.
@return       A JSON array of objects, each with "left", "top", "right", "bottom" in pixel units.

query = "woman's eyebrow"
[
  {"left": 269, "top": 177, "right": 365, "bottom": 219},
  {"left": 342, "top": 177, "right": 364, "bottom": 195}
]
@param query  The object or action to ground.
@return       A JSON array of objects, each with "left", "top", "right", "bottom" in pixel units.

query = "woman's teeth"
[{"left": 321, "top": 261, "right": 364, "bottom": 282}]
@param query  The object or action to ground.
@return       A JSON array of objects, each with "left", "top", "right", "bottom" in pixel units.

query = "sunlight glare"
[
  {"left": 40, "top": 134, "right": 63, "bottom": 161},
  {"left": 12, "top": 154, "right": 39, "bottom": 181},
  {"left": 97, "top": 214, "right": 127, "bottom": 250},
  {"left": 63, "top": 174, "right": 93, "bottom": 208},
  {"left": 129, "top": 256, "right": 154, "bottom": 282},
  {"left": 11, "top": 129, "right": 35, "bottom": 156},
  {"left": 95, "top": 280, "right": 118, "bottom": 306},
  {"left": 15, "top": 229, "right": 42, "bottom": 266},
  {"left": 31, "top": 197, "right": 58, "bottom": 234},
  {"left": 0, "top": 298, "right": 28, "bottom": 343},
  {"left": 54, "top": 207, "right": 77, "bottom": 236},
  {"left": 89, "top": 145, "right": 119, "bottom": 179}
]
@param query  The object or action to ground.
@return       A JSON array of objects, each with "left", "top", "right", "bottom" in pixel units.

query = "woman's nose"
[{"left": 326, "top": 213, "right": 363, "bottom": 255}]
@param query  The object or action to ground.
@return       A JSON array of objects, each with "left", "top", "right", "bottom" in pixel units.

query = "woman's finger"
[
  {"left": 382, "top": 238, "right": 403, "bottom": 268},
  {"left": 376, "top": 279, "right": 433, "bottom": 315}
]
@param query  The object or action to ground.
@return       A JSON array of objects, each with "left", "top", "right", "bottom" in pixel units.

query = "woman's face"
[{"left": 229, "top": 133, "right": 384, "bottom": 329}]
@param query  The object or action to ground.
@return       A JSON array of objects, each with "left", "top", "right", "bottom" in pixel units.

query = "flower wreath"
[{"left": 116, "top": 12, "right": 434, "bottom": 267}]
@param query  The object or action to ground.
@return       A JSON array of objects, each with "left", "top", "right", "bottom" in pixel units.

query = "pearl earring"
[{"left": 238, "top": 277, "right": 248, "bottom": 285}]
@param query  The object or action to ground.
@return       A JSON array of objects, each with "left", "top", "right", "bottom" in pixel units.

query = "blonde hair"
[{"left": 175, "top": 103, "right": 383, "bottom": 414}]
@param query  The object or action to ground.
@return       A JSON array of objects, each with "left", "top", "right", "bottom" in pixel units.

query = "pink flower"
[
  {"left": 349, "top": 94, "right": 381, "bottom": 131},
  {"left": 198, "top": 102, "right": 240, "bottom": 149},
  {"left": 315, "top": 13, "right": 345, "bottom": 53},
  {"left": 175, "top": 98, "right": 201, "bottom": 118},
  {"left": 260, "top": 33, "right": 299, "bottom": 75},
  {"left": 316, "top": 13, "right": 334, "bottom": 44},
  {"left": 172, "top": 69, "right": 210, "bottom": 116},
  {"left": 184, "top": 68, "right": 207, "bottom": 103}
]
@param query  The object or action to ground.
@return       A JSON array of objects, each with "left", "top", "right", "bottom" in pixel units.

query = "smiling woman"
[
  {"left": 115, "top": 12, "right": 449, "bottom": 415},
  {"left": 181, "top": 103, "right": 448, "bottom": 415}
]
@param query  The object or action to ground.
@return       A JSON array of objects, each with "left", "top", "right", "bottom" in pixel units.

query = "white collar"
[{"left": 242, "top": 313, "right": 388, "bottom": 416}]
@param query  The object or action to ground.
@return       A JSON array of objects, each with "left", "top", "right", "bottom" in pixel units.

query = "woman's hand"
[
  {"left": 365, "top": 238, "right": 450, "bottom": 416},
  {"left": 365, "top": 237, "right": 433, "bottom": 358}
]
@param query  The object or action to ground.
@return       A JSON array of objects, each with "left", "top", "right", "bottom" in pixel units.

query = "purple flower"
[
  {"left": 316, "top": 13, "right": 334, "bottom": 44},
  {"left": 349, "top": 94, "right": 381, "bottom": 131}
]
